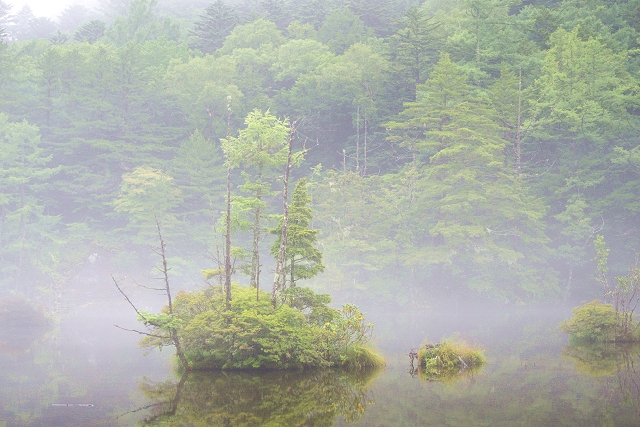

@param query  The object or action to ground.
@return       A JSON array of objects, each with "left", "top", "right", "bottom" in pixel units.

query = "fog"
[
  {"left": 10, "top": 1, "right": 91, "bottom": 18},
  {"left": 1, "top": 0, "right": 640, "bottom": 425}
]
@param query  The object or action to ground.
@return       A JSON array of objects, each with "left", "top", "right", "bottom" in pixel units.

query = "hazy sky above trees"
[{"left": 11, "top": 0, "right": 93, "bottom": 17}]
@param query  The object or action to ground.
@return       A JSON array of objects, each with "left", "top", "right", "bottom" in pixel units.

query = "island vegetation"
[
  {"left": 138, "top": 285, "right": 385, "bottom": 371},
  {"left": 560, "top": 236, "right": 640, "bottom": 343},
  {"left": 415, "top": 336, "right": 486, "bottom": 382},
  {"left": 112, "top": 123, "right": 385, "bottom": 371}
]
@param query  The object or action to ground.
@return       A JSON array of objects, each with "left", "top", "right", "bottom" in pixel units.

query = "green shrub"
[
  {"left": 340, "top": 345, "right": 386, "bottom": 371},
  {"left": 560, "top": 300, "right": 620, "bottom": 342},
  {"left": 417, "top": 336, "right": 486, "bottom": 382}
]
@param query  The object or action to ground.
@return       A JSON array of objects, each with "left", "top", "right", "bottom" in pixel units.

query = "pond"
[{"left": 1, "top": 284, "right": 639, "bottom": 426}]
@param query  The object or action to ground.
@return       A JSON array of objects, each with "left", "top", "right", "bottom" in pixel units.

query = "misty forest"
[{"left": 2, "top": 0, "right": 640, "bottom": 425}]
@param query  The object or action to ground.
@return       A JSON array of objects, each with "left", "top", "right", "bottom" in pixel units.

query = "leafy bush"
[
  {"left": 417, "top": 336, "right": 486, "bottom": 382},
  {"left": 140, "top": 285, "right": 383, "bottom": 371},
  {"left": 560, "top": 300, "right": 621, "bottom": 342}
]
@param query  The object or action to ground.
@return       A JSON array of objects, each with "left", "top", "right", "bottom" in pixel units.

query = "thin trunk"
[
  {"left": 0, "top": 207, "right": 4, "bottom": 263},
  {"left": 17, "top": 164, "right": 25, "bottom": 290},
  {"left": 563, "top": 266, "right": 573, "bottom": 303},
  {"left": 224, "top": 96, "right": 233, "bottom": 311},
  {"left": 363, "top": 110, "right": 368, "bottom": 177},
  {"left": 224, "top": 140, "right": 232, "bottom": 310},
  {"left": 250, "top": 171, "right": 262, "bottom": 290},
  {"left": 516, "top": 67, "right": 522, "bottom": 177},
  {"left": 272, "top": 121, "right": 298, "bottom": 306},
  {"left": 356, "top": 105, "right": 360, "bottom": 172},
  {"left": 343, "top": 149, "right": 346, "bottom": 173},
  {"left": 155, "top": 217, "right": 190, "bottom": 371}
]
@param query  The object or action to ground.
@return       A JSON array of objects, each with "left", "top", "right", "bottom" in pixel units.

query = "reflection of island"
[
  {"left": 0, "top": 296, "right": 51, "bottom": 355},
  {"left": 563, "top": 342, "right": 640, "bottom": 411},
  {"left": 137, "top": 369, "right": 381, "bottom": 426}
]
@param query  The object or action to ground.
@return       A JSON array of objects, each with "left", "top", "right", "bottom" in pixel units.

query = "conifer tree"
[
  {"left": 74, "top": 20, "right": 107, "bottom": 43},
  {"left": 190, "top": 0, "right": 239, "bottom": 54},
  {"left": 271, "top": 178, "right": 324, "bottom": 288},
  {"left": 387, "top": 53, "right": 556, "bottom": 298}
]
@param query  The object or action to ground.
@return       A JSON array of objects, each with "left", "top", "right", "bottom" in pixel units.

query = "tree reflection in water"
[
  {"left": 136, "top": 368, "right": 381, "bottom": 426},
  {"left": 563, "top": 342, "right": 640, "bottom": 415}
]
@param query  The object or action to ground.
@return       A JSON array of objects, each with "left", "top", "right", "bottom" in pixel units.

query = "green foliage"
[
  {"left": 218, "top": 18, "right": 285, "bottom": 54},
  {"left": 271, "top": 178, "right": 325, "bottom": 287},
  {"left": 139, "top": 285, "right": 382, "bottom": 371},
  {"left": 318, "top": 8, "right": 371, "bottom": 54},
  {"left": 417, "top": 336, "right": 487, "bottom": 382},
  {"left": 560, "top": 300, "right": 619, "bottom": 342},
  {"left": 189, "top": 0, "right": 239, "bottom": 54},
  {"left": 73, "top": 20, "right": 106, "bottom": 44},
  {"left": 113, "top": 166, "right": 182, "bottom": 244},
  {"left": 2, "top": 0, "right": 640, "bottom": 305}
]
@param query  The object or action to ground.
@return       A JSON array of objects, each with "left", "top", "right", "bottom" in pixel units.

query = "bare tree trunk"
[
  {"left": 17, "top": 181, "right": 25, "bottom": 292},
  {"left": 224, "top": 96, "right": 233, "bottom": 311},
  {"left": 516, "top": 70, "right": 522, "bottom": 172},
  {"left": 155, "top": 217, "right": 190, "bottom": 371},
  {"left": 563, "top": 266, "right": 573, "bottom": 303},
  {"left": 272, "top": 121, "right": 298, "bottom": 306},
  {"left": 363, "top": 110, "right": 368, "bottom": 177},
  {"left": 356, "top": 105, "right": 360, "bottom": 172},
  {"left": 250, "top": 171, "right": 263, "bottom": 300}
]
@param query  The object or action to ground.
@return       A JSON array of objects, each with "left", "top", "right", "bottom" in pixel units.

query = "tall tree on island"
[
  {"left": 226, "top": 110, "right": 289, "bottom": 298},
  {"left": 271, "top": 178, "right": 324, "bottom": 289}
]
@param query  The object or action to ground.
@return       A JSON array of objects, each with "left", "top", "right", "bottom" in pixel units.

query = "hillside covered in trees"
[{"left": 1, "top": 0, "right": 639, "bottom": 305}]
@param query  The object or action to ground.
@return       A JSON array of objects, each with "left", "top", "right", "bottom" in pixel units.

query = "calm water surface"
[{"left": 1, "top": 283, "right": 639, "bottom": 426}]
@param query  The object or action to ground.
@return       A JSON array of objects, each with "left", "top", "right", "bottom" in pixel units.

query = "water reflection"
[
  {"left": 563, "top": 342, "right": 640, "bottom": 413},
  {"left": 135, "top": 369, "right": 382, "bottom": 426}
]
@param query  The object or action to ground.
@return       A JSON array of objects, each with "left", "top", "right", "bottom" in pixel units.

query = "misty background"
[{"left": 0, "top": 0, "right": 639, "bottom": 312}]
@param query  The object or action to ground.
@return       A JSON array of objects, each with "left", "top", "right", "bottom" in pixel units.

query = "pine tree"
[
  {"left": 261, "top": 0, "right": 290, "bottom": 30},
  {"left": 74, "top": 20, "right": 107, "bottom": 43},
  {"left": 389, "top": 7, "right": 443, "bottom": 99},
  {"left": 387, "top": 54, "right": 556, "bottom": 298},
  {"left": 190, "top": 0, "right": 239, "bottom": 54},
  {"left": 271, "top": 178, "right": 324, "bottom": 288}
]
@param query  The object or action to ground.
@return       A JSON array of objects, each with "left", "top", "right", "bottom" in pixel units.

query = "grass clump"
[
  {"left": 560, "top": 300, "right": 640, "bottom": 343},
  {"left": 417, "top": 336, "right": 486, "bottom": 382},
  {"left": 340, "top": 345, "right": 386, "bottom": 371}
]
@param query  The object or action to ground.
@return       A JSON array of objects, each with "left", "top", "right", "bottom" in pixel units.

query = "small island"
[
  {"left": 560, "top": 237, "right": 640, "bottom": 343},
  {"left": 412, "top": 336, "right": 486, "bottom": 382},
  {"left": 138, "top": 285, "right": 385, "bottom": 371},
  {"left": 115, "top": 139, "right": 385, "bottom": 372}
]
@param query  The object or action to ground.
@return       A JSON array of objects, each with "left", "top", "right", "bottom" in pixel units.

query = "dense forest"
[{"left": 1, "top": 0, "right": 639, "bottom": 306}]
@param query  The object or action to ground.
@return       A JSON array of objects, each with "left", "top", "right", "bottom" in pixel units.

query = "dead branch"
[
  {"left": 112, "top": 275, "right": 148, "bottom": 323},
  {"left": 114, "top": 325, "right": 167, "bottom": 339}
]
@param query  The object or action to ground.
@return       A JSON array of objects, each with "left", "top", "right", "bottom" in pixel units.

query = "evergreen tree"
[
  {"left": 387, "top": 53, "right": 556, "bottom": 298},
  {"left": 389, "top": 7, "right": 443, "bottom": 100},
  {"left": 261, "top": 0, "right": 290, "bottom": 30},
  {"left": 74, "top": 20, "right": 107, "bottom": 43},
  {"left": 0, "top": 115, "right": 59, "bottom": 291},
  {"left": 190, "top": 0, "right": 239, "bottom": 54},
  {"left": 229, "top": 110, "right": 289, "bottom": 290},
  {"left": 113, "top": 166, "right": 183, "bottom": 245},
  {"left": 57, "top": 5, "right": 93, "bottom": 34},
  {"left": 271, "top": 178, "right": 324, "bottom": 287}
]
